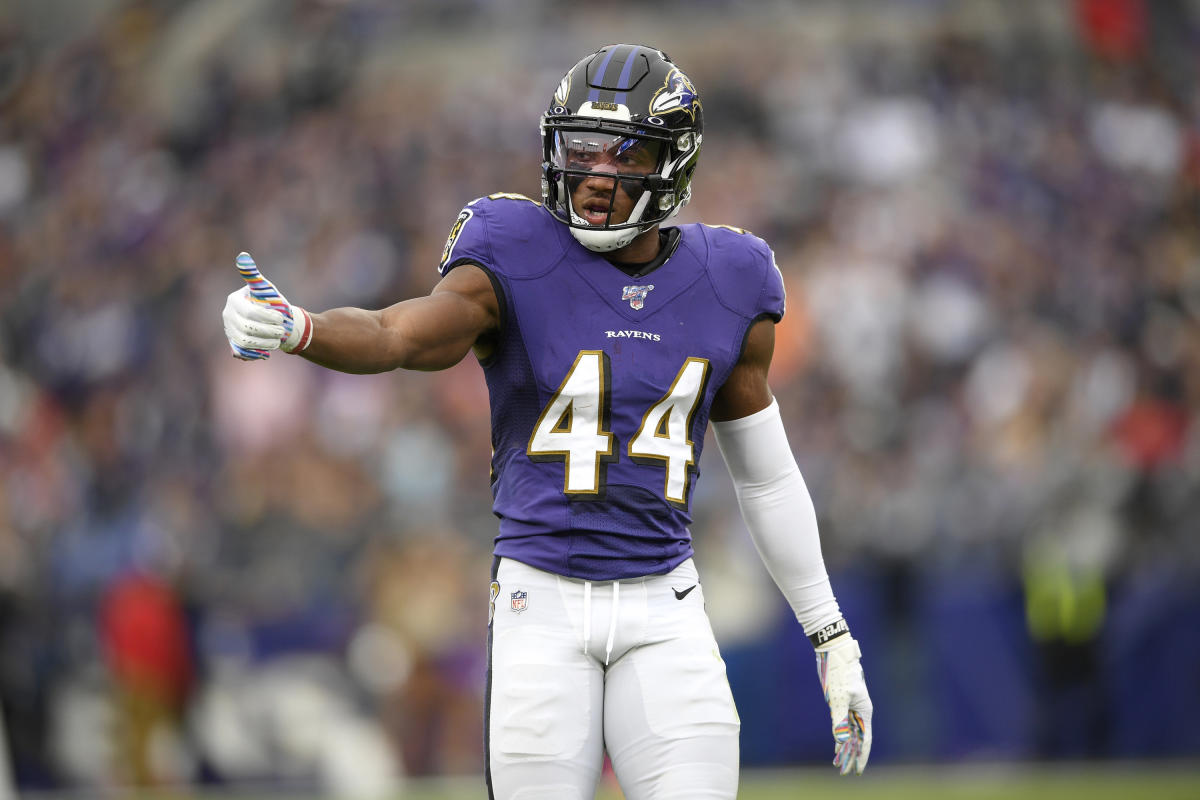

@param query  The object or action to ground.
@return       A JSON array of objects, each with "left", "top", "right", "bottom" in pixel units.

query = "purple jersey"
[{"left": 439, "top": 194, "right": 785, "bottom": 580}]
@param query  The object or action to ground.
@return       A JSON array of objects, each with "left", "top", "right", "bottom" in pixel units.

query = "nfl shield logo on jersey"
[
  {"left": 622, "top": 284, "right": 655, "bottom": 310},
  {"left": 510, "top": 590, "right": 528, "bottom": 613}
]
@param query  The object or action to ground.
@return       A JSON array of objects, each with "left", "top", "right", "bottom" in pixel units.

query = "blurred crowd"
[{"left": 0, "top": 0, "right": 1198, "bottom": 794}]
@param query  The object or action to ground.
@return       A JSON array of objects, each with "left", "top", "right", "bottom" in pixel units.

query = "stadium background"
[{"left": 0, "top": 0, "right": 1198, "bottom": 797}]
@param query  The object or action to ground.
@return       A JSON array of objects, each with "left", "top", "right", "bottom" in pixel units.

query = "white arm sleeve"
[{"left": 712, "top": 398, "right": 841, "bottom": 636}]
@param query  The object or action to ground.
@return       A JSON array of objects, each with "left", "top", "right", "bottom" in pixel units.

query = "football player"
[{"left": 223, "top": 44, "right": 872, "bottom": 800}]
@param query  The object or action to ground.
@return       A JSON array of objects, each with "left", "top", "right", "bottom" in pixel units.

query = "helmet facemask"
[
  {"left": 549, "top": 128, "right": 661, "bottom": 248},
  {"left": 541, "top": 116, "right": 701, "bottom": 252}
]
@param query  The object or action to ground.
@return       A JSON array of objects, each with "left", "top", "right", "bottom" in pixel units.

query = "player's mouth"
[{"left": 580, "top": 198, "right": 613, "bottom": 226}]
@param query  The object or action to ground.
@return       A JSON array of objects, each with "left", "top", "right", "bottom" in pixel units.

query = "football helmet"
[{"left": 541, "top": 45, "right": 704, "bottom": 252}]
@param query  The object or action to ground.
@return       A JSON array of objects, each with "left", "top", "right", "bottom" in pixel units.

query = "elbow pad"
[{"left": 712, "top": 399, "right": 841, "bottom": 636}]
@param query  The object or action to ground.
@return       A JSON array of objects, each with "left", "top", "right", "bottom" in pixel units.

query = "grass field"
[
  {"left": 20, "top": 763, "right": 1199, "bottom": 799},
  {"left": 656, "top": 764, "right": 1200, "bottom": 800},
  {"left": 400, "top": 764, "right": 1199, "bottom": 800},
  {"left": 101, "top": 762, "right": 1191, "bottom": 800}
]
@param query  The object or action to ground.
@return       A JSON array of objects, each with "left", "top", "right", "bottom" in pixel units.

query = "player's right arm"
[
  {"left": 303, "top": 263, "right": 500, "bottom": 372},
  {"left": 222, "top": 252, "right": 500, "bottom": 373}
]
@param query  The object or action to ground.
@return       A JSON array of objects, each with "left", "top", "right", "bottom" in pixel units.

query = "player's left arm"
[{"left": 711, "top": 317, "right": 873, "bottom": 776}]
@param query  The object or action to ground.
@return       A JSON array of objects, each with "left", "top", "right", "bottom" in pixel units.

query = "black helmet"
[{"left": 540, "top": 45, "right": 704, "bottom": 252}]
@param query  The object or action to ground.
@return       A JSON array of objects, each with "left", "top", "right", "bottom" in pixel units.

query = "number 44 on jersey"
[{"left": 527, "top": 351, "right": 710, "bottom": 507}]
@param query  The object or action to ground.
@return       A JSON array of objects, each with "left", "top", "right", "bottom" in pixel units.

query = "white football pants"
[{"left": 486, "top": 557, "right": 740, "bottom": 800}]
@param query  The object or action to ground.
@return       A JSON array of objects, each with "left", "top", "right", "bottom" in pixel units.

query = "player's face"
[{"left": 555, "top": 132, "right": 662, "bottom": 227}]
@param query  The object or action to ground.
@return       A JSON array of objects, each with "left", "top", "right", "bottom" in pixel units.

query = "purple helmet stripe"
[
  {"left": 587, "top": 46, "right": 620, "bottom": 102},
  {"left": 613, "top": 45, "right": 641, "bottom": 105}
]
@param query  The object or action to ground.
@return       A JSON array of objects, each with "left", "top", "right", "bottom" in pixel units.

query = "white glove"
[
  {"left": 815, "top": 634, "right": 873, "bottom": 775},
  {"left": 222, "top": 251, "right": 311, "bottom": 360}
]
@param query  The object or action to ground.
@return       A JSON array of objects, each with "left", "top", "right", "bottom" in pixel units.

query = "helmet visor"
[
  {"left": 550, "top": 130, "right": 664, "bottom": 228},
  {"left": 553, "top": 131, "right": 663, "bottom": 176}
]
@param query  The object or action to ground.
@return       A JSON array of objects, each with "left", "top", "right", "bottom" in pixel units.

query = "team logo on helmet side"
[
  {"left": 650, "top": 68, "right": 700, "bottom": 120},
  {"left": 553, "top": 72, "right": 571, "bottom": 107},
  {"left": 622, "top": 284, "right": 655, "bottom": 310}
]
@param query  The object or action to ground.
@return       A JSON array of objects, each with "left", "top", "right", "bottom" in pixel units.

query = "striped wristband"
[{"left": 281, "top": 307, "right": 314, "bottom": 353}]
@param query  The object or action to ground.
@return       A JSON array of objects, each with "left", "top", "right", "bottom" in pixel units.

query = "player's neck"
[
  {"left": 606, "top": 226, "right": 663, "bottom": 266},
  {"left": 606, "top": 228, "right": 679, "bottom": 279}
]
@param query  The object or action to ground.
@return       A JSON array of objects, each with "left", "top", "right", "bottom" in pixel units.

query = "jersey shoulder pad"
[
  {"left": 690, "top": 223, "right": 786, "bottom": 321},
  {"left": 438, "top": 193, "right": 566, "bottom": 279}
]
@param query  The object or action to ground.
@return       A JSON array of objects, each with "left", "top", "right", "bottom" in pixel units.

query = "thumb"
[
  {"left": 235, "top": 252, "right": 289, "bottom": 315},
  {"left": 236, "top": 251, "right": 272, "bottom": 298},
  {"left": 235, "top": 251, "right": 262, "bottom": 282}
]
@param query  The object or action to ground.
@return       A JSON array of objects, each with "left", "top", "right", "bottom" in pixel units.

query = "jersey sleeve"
[
  {"left": 755, "top": 238, "right": 786, "bottom": 322},
  {"left": 437, "top": 201, "right": 492, "bottom": 276},
  {"left": 437, "top": 194, "right": 565, "bottom": 279},
  {"left": 702, "top": 225, "right": 786, "bottom": 323}
]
